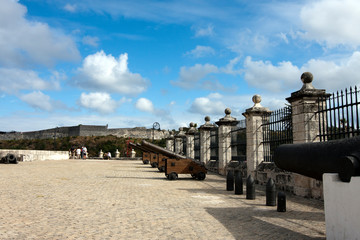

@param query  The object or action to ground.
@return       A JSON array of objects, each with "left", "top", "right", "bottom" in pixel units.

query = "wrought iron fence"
[
  {"left": 210, "top": 128, "right": 219, "bottom": 161},
  {"left": 262, "top": 106, "right": 293, "bottom": 162},
  {"left": 318, "top": 86, "right": 360, "bottom": 141},
  {"left": 182, "top": 136, "right": 187, "bottom": 156},
  {"left": 230, "top": 119, "right": 246, "bottom": 162},
  {"left": 194, "top": 132, "right": 200, "bottom": 161}
]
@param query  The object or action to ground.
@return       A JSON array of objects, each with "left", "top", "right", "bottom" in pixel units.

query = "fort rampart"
[{"left": 0, "top": 125, "right": 170, "bottom": 140}]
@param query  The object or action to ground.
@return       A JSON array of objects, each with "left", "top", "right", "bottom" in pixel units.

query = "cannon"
[
  {"left": 273, "top": 136, "right": 360, "bottom": 182},
  {"left": 128, "top": 142, "right": 150, "bottom": 164},
  {"left": 141, "top": 140, "right": 207, "bottom": 180},
  {"left": 1, "top": 153, "right": 18, "bottom": 164}
]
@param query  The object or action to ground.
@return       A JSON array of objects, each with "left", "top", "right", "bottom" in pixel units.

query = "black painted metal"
[
  {"left": 230, "top": 120, "right": 246, "bottom": 162},
  {"left": 246, "top": 175, "right": 255, "bottom": 200},
  {"left": 318, "top": 86, "right": 360, "bottom": 142},
  {"left": 226, "top": 170, "right": 234, "bottom": 191},
  {"left": 277, "top": 192, "right": 286, "bottom": 212},
  {"left": 210, "top": 127, "right": 219, "bottom": 161},
  {"left": 262, "top": 106, "right": 293, "bottom": 162},
  {"left": 266, "top": 178, "right": 276, "bottom": 206},
  {"left": 234, "top": 170, "right": 243, "bottom": 195},
  {"left": 182, "top": 136, "right": 187, "bottom": 156},
  {"left": 273, "top": 135, "right": 360, "bottom": 182},
  {"left": 194, "top": 132, "right": 201, "bottom": 161}
]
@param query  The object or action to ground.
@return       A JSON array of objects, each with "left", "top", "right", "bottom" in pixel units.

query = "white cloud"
[
  {"left": 20, "top": 91, "right": 53, "bottom": 111},
  {"left": 300, "top": 0, "right": 360, "bottom": 47},
  {"left": 79, "top": 92, "right": 119, "bottom": 114},
  {"left": 172, "top": 63, "right": 219, "bottom": 89},
  {"left": 185, "top": 45, "right": 215, "bottom": 58},
  {"left": 64, "top": 4, "right": 77, "bottom": 13},
  {"left": 74, "top": 51, "right": 149, "bottom": 95},
  {"left": 135, "top": 98, "right": 154, "bottom": 113},
  {"left": 0, "top": 68, "right": 59, "bottom": 93},
  {"left": 189, "top": 94, "right": 226, "bottom": 115},
  {"left": 193, "top": 25, "right": 214, "bottom": 37},
  {"left": 244, "top": 51, "right": 360, "bottom": 93},
  {"left": 0, "top": 0, "right": 80, "bottom": 67},
  {"left": 82, "top": 36, "right": 99, "bottom": 47}
]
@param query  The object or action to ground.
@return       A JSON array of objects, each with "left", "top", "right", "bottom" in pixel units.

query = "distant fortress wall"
[{"left": 0, "top": 125, "right": 170, "bottom": 140}]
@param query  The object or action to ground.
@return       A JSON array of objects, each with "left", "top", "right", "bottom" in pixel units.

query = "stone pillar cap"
[
  {"left": 216, "top": 108, "right": 239, "bottom": 126},
  {"left": 243, "top": 95, "right": 271, "bottom": 116},
  {"left": 199, "top": 116, "right": 216, "bottom": 129},
  {"left": 175, "top": 127, "right": 186, "bottom": 138},
  {"left": 187, "top": 122, "right": 198, "bottom": 134}
]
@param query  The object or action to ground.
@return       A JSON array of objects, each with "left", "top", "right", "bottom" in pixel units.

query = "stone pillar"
[
  {"left": 286, "top": 72, "right": 330, "bottom": 143},
  {"left": 286, "top": 72, "right": 330, "bottom": 197},
  {"left": 199, "top": 116, "right": 216, "bottom": 164},
  {"left": 174, "top": 127, "right": 186, "bottom": 155},
  {"left": 165, "top": 132, "right": 175, "bottom": 152},
  {"left": 186, "top": 122, "right": 197, "bottom": 159},
  {"left": 243, "top": 95, "right": 271, "bottom": 177},
  {"left": 216, "top": 108, "right": 239, "bottom": 175},
  {"left": 115, "top": 149, "right": 120, "bottom": 158}
]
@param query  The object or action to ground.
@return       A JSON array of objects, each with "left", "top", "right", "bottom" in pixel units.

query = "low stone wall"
[
  {"left": 0, "top": 149, "right": 69, "bottom": 162},
  {"left": 255, "top": 162, "right": 323, "bottom": 199}
]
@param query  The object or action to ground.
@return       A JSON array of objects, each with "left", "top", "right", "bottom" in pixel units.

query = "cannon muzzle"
[
  {"left": 141, "top": 140, "right": 186, "bottom": 159},
  {"left": 274, "top": 136, "right": 360, "bottom": 182}
]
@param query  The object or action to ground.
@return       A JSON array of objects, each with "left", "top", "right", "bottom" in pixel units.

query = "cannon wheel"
[
  {"left": 196, "top": 172, "right": 206, "bottom": 180},
  {"left": 168, "top": 172, "right": 178, "bottom": 181},
  {"left": 158, "top": 166, "right": 165, "bottom": 172},
  {"left": 143, "top": 160, "right": 149, "bottom": 164},
  {"left": 166, "top": 174, "right": 169, "bottom": 179},
  {"left": 191, "top": 173, "right": 197, "bottom": 179},
  {"left": 151, "top": 162, "right": 157, "bottom": 168}
]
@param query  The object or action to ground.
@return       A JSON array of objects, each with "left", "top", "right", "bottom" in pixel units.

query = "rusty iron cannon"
[
  {"left": 141, "top": 140, "right": 207, "bottom": 180},
  {"left": 273, "top": 136, "right": 360, "bottom": 182},
  {"left": 128, "top": 142, "right": 151, "bottom": 164},
  {"left": 1, "top": 153, "right": 18, "bottom": 164}
]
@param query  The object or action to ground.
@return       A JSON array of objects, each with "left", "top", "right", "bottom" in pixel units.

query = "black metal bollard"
[
  {"left": 246, "top": 175, "right": 255, "bottom": 199},
  {"left": 226, "top": 170, "right": 234, "bottom": 191},
  {"left": 234, "top": 170, "right": 243, "bottom": 195},
  {"left": 266, "top": 178, "right": 276, "bottom": 206},
  {"left": 277, "top": 191, "right": 286, "bottom": 212}
]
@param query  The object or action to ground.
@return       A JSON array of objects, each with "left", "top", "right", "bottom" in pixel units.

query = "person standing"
[
  {"left": 82, "top": 146, "right": 87, "bottom": 159},
  {"left": 76, "top": 147, "right": 81, "bottom": 159}
]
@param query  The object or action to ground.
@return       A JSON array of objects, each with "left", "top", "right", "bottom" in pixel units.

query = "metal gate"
[
  {"left": 194, "top": 132, "right": 200, "bottom": 161},
  {"left": 231, "top": 120, "right": 246, "bottom": 162},
  {"left": 210, "top": 128, "right": 219, "bottom": 161}
]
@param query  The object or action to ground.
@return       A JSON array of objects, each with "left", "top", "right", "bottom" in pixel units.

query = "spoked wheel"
[
  {"left": 168, "top": 172, "right": 178, "bottom": 181},
  {"left": 196, "top": 172, "right": 206, "bottom": 180}
]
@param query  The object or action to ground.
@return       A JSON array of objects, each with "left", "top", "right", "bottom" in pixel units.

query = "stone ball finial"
[
  {"left": 225, "top": 108, "right": 231, "bottom": 115},
  {"left": 179, "top": 127, "right": 183, "bottom": 131},
  {"left": 189, "top": 122, "right": 195, "bottom": 127},
  {"left": 252, "top": 95, "right": 262, "bottom": 104},
  {"left": 301, "top": 72, "right": 313, "bottom": 84},
  {"left": 205, "top": 116, "right": 210, "bottom": 122}
]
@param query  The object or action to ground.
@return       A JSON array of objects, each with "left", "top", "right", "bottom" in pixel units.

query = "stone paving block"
[{"left": 0, "top": 160, "right": 325, "bottom": 239}]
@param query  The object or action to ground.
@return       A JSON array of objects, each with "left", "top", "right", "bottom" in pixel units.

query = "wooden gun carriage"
[{"left": 141, "top": 140, "right": 207, "bottom": 180}]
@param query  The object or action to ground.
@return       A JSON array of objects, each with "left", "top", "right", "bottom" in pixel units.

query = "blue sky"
[{"left": 1, "top": 0, "right": 360, "bottom": 131}]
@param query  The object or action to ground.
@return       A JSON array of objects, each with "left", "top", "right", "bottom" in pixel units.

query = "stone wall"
[
  {"left": 0, "top": 125, "right": 170, "bottom": 140},
  {"left": 0, "top": 149, "right": 69, "bottom": 162}
]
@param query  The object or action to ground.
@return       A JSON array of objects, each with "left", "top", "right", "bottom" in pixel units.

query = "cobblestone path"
[{"left": 0, "top": 160, "right": 325, "bottom": 239}]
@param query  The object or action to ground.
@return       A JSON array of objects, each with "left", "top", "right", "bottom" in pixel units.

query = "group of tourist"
[{"left": 69, "top": 146, "right": 87, "bottom": 159}]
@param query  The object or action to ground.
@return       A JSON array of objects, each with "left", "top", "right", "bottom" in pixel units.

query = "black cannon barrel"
[
  {"left": 274, "top": 136, "right": 360, "bottom": 182},
  {"left": 129, "top": 142, "right": 152, "bottom": 153},
  {"left": 141, "top": 140, "right": 186, "bottom": 159}
]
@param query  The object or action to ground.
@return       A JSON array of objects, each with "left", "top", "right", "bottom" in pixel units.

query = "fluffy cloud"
[
  {"left": 0, "top": 0, "right": 80, "bottom": 67},
  {"left": 185, "top": 45, "right": 215, "bottom": 58},
  {"left": 193, "top": 25, "right": 214, "bottom": 37},
  {"left": 172, "top": 63, "right": 219, "bottom": 89},
  {"left": 79, "top": 92, "right": 120, "bottom": 114},
  {"left": 244, "top": 51, "right": 360, "bottom": 93},
  {"left": 189, "top": 94, "right": 226, "bottom": 115},
  {"left": 135, "top": 98, "right": 154, "bottom": 113},
  {"left": 0, "top": 68, "right": 59, "bottom": 93},
  {"left": 82, "top": 36, "right": 99, "bottom": 47},
  {"left": 20, "top": 91, "right": 53, "bottom": 111},
  {"left": 300, "top": 0, "right": 360, "bottom": 47},
  {"left": 64, "top": 4, "right": 77, "bottom": 13},
  {"left": 74, "top": 51, "right": 149, "bottom": 95}
]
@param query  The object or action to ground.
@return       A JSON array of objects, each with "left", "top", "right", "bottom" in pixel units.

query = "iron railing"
[
  {"left": 194, "top": 132, "right": 200, "bottom": 161},
  {"left": 318, "top": 86, "right": 360, "bottom": 141},
  {"left": 230, "top": 119, "right": 246, "bottom": 162},
  {"left": 262, "top": 106, "right": 293, "bottom": 162},
  {"left": 210, "top": 128, "right": 219, "bottom": 161}
]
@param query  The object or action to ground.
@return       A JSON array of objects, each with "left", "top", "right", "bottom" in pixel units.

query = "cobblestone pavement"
[{"left": 0, "top": 160, "right": 326, "bottom": 240}]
